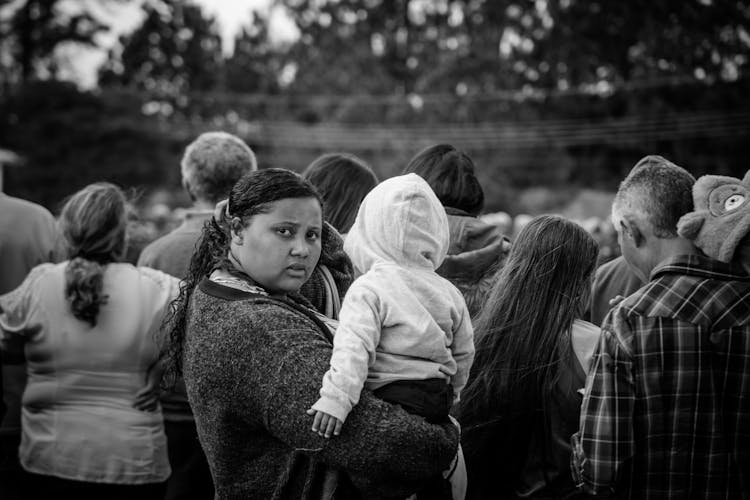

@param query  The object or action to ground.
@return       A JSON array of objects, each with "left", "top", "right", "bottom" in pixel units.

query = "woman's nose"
[{"left": 290, "top": 237, "right": 310, "bottom": 257}]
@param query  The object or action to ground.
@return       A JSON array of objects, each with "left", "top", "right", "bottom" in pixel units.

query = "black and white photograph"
[{"left": 1, "top": 1, "right": 749, "bottom": 499}]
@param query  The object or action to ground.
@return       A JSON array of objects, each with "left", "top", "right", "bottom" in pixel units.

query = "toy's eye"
[{"left": 725, "top": 194, "right": 745, "bottom": 211}]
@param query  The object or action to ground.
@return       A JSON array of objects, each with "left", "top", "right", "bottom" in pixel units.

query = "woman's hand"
[
  {"left": 608, "top": 295, "right": 627, "bottom": 308},
  {"left": 307, "top": 408, "right": 343, "bottom": 438},
  {"left": 133, "top": 361, "right": 164, "bottom": 412}
]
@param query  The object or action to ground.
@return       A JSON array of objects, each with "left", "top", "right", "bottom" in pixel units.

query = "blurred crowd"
[{"left": 0, "top": 134, "right": 748, "bottom": 500}]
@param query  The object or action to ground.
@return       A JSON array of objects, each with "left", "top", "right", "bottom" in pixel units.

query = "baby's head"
[
  {"left": 344, "top": 173, "right": 449, "bottom": 274},
  {"left": 677, "top": 170, "right": 750, "bottom": 265}
]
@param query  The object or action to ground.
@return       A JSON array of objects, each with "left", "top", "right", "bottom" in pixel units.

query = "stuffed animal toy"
[{"left": 677, "top": 170, "right": 750, "bottom": 264}]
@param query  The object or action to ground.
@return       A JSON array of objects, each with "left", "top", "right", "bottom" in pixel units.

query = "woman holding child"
[{"left": 165, "top": 168, "right": 459, "bottom": 499}]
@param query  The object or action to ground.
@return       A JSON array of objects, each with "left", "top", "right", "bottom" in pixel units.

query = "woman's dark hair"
[
  {"left": 58, "top": 182, "right": 128, "bottom": 326},
  {"left": 163, "top": 168, "right": 323, "bottom": 380},
  {"left": 301, "top": 153, "right": 378, "bottom": 234},
  {"left": 402, "top": 144, "right": 484, "bottom": 216},
  {"left": 457, "top": 215, "right": 598, "bottom": 495}
]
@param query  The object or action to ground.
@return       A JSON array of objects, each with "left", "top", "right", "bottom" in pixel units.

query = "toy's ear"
[
  {"left": 743, "top": 170, "right": 750, "bottom": 186},
  {"left": 677, "top": 211, "right": 706, "bottom": 240}
]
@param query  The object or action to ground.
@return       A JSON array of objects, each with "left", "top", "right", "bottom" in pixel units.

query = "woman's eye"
[
  {"left": 725, "top": 194, "right": 745, "bottom": 211},
  {"left": 307, "top": 231, "right": 320, "bottom": 241},
  {"left": 276, "top": 228, "right": 292, "bottom": 237}
]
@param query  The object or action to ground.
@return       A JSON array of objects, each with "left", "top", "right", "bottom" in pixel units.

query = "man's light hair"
[
  {"left": 611, "top": 155, "right": 695, "bottom": 238},
  {"left": 181, "top": 132, "right": 257, "bottom": 204}
]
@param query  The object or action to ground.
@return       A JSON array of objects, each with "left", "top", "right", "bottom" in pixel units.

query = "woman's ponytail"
[
  {"left": 59, "top": 183, "right": 128, "bottom": 328},
  {"left": 162, "top": 216, "right": 231, "bottom": 381},
  {"left": 65, "top": 257, "right": 108, "bottom": 326}
]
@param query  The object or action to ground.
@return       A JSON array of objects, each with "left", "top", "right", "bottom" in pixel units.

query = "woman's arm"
[
  {"left": 238, "top": 304, "right": 459, "bottom": 498},
  {"left": 0, "top": 265, "right": 50, "bottom": 362}
]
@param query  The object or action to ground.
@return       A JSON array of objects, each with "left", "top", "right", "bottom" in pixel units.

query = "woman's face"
[{"left": 230, "top": 197, "right": 322, "bottom": 296}]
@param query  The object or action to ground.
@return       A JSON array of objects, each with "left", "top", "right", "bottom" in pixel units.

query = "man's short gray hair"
[
  {"left": 612, "top": 155, "right": 695, "bottom": 238},
  {"left": 181, "top": 132, "right": 257, "bottom": 204}
]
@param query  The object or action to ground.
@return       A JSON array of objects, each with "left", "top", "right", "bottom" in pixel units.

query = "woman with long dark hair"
[
  {"left": 458, "top": 215, "right": 600, "bottom": 500},
  {"left": 163, "top": 168, "right": 459, "bottom": 499},
  {"left": 301, "top": 152, "right": 379, "bottom": 237}
]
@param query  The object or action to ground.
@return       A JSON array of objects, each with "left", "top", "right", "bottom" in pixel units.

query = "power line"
[
  {"left": 126, "top": 72, "right": 750, "bottom": 107},
  {"left": 161, "top": 109, "right": 750, "bottom": 150}
]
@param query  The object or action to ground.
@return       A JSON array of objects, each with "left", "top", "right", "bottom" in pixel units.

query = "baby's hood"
[{"left": 344, "top": 173, "right": 449, "bottom": 274}]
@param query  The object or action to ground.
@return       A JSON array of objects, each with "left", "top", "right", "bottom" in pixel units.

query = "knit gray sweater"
[{"left": 184, "top": 279, "right": 459, "bottom": 499}]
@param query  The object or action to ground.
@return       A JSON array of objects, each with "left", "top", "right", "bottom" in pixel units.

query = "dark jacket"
[
  {"left": 585, "top": 256, "right": 643, "bottom": 327},
  {"left": 184, "top": 279, "right": 459, "bottom": 500},
  {"left": 437, "top": 208, "right": 509, "bottom": 318}
]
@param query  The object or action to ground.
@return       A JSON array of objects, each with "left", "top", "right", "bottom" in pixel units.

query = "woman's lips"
[{"left": 286, "top": 264, "right": 307, "bottom": 276}]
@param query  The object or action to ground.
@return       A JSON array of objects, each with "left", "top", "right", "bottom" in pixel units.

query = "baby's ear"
[{"left": 677, "top": 211, "right": 705, "bottom": 240}]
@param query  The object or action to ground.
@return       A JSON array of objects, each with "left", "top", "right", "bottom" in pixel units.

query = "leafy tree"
[
  {"left": 99, "top": 0, "right": 223, "bottom": 95},
  {"left": 278, "top": 0, "right": 417, "bottom": 95},
  {"left": 276, "top": 0, "right": 750, "bottom": 98},
  {"left": 0, "top": 0, "right": 109, "bottom": 84},
  {"left": 225, "top": 11, "right": 283, "bottom": 94}
]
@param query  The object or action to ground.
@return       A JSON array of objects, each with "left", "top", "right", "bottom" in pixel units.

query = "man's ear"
[
  {"left": 620, "top": 216, "right": 645, "bottom": 248},
  {"left": 182, "top": 178, "right": 197, "bottom": 203}
]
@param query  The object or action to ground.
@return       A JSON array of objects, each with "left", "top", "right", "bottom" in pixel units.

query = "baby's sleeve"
[
  {"left": 450, "top": 303, "right": 475, "bottom": 402},
  {"left": 311, "top": 282, "right": 382, "bottom": 422}
]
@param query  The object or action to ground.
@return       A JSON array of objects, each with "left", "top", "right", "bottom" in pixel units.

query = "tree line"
[{"left": 1, "top": 0, "right": 749, "bottom": 210}]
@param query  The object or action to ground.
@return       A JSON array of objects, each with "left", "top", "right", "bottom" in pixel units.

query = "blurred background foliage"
[{"left": 1, "top": 0, "right": 749, "bottom": 218}]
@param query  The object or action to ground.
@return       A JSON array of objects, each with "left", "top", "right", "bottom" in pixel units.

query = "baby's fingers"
[
  {"left": 323, "top": 416, "right": 338, "bottom": 438},
  {"left": 310, "top": 410, "right": 323, "bottom": 433},
  {"left": 333, "top": 419, "right": 342, "bottom": 437},
  {"left": 317, "top": 414, "right": 331, "bottom": 437}
]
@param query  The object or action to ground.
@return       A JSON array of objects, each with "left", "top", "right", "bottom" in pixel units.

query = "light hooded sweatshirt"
[{"left": 312, "top": 173, "right": 475, "bottom": 422}]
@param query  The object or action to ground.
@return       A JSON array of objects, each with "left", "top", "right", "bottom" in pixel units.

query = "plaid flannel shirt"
[{"left": 572, "top": 254, "right": 750, "bottom": 499}]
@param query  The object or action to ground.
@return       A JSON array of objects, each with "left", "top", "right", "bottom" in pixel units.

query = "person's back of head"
[
  {"left": 301, "top": 153, "right": 378, "bottom": 235},
  {"left": 181, "top": 132, "right": 257, "bottom": 206},
  {"left": 403, "top": 143, "right": 484, "bottom": 216},
  {"left": 611, "top": 155, "right": 696, "bottom": 280},
  {"left": 59, "top": 182, "right": 129, "bottom": 326},
  {"left": 612, "top": 155, "right": 695, "bottom": 238},
  {"left": 459, "top": 214, "right": 598, "bottom": 494},
  {"left": 469, "top": 215, "right": 599, "bottom": 404}
]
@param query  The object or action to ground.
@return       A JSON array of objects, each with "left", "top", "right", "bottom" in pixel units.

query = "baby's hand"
[{"left": 306, "top": 408, "right": 343, "bottom": 438}]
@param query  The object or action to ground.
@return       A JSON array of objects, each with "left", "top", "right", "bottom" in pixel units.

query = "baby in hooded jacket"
[{"left": 307, "top": 173, "right": 475, "bottom": 442}]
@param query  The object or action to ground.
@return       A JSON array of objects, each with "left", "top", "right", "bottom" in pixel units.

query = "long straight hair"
[{"left": 457, "top": 215, "right": 598, "bottom": 497}]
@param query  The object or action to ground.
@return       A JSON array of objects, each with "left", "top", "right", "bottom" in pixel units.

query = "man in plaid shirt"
[{"left": 572, "top": 156, "right": 750, "bottom": 499}]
